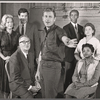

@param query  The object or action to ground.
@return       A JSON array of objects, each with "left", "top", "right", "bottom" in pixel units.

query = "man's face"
[
  {"left": 82, "top": 47, "right": 93, "bottom": 58},
  {"left": 18, "top": 12, "right": 28, "bottom": 24},
  {"left": 70, "top": 11, "right": 79, "bottom": 23},
  {"left": 19, "top": 37, "right": 30, "bottom": 52},
  {"left": 42, "top": 11, "right": 56, "bottom": 28}
]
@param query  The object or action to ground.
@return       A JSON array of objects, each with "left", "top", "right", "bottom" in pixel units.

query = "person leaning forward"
[{"left": 8, "top": 35, "right": 40, "bottom": 98}]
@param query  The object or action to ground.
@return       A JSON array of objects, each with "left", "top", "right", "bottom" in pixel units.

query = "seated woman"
[{"left": 64, "top": 43, "right": 100, "bottom": 99}]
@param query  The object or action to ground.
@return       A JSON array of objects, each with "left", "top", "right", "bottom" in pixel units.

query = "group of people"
[{"left": 0, "top": 7, "right": 100, "bottom": 99}]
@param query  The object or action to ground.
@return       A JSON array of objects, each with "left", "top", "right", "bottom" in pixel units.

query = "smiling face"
[
  {"left": 70, "top": 11, "right": 79, "bottom": 24},
  {"left": 18, "top": 12, "right": 28, "bottom": 24},
  {"left": 42, "top": 11, "right": 56, "bottom": 28},
  {"left": 5, "top": 17, "right": 13, "bottom": 29},
  {"left": 85, "top": 26, "right": 94, "bottom": 36},
  {"left": 82, "top": 46, "right": 93, "bottom": 58}
]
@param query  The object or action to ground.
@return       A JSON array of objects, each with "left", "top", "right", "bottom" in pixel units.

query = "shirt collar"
[
  {"left": 44, "top": 24, "right": 57, "bottom": 33},
  {"left": 21, "top": 50, "right": 28, "bottom": 59},
  {"left": 71, "top": 22, "right": 77, "bottom": 27},
  {"left": 83, "top": 56, "right": 94, "bottom": 65},
  {"left": 19, "top": 22, "right": 27, "bottom": 26}
]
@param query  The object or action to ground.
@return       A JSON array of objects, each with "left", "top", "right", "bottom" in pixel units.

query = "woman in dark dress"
[{"left": 0, "top": 14, "right": 19, "bottom": 98}]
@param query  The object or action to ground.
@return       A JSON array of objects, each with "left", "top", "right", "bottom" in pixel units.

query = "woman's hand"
[
  {"left": 4, "top": 56, "right": 10, "bottom": 62},
  {"left": 35, "top": 70, "right": 40, "bottom": 82},
  {"left": 74, "top": 82, "right": 84, "bottom": 89}
]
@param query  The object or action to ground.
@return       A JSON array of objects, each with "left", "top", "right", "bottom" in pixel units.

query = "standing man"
[
  {"left": 15, "top": 8, "right": 40, "bottom": 72},
  {"left": 63, "top": 9, "right": 84, "bottom": 91},
  {"left": 8, "top": 35, "right": 40, "bottom": 98},
  {"left": 35, "top": 8, "right": 73, "bottom": 98}
]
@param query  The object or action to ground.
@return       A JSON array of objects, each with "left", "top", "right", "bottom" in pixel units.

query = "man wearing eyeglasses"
[{"left": 8, "top": 35, "right": 40, "bottom": 98}]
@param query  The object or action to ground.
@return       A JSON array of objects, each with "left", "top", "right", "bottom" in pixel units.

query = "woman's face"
[
  {"left": 85, "top": 26, "right": 94, "bottom": 36},
  {"left": 82, "top": 47, "right": 93, "bottom": 58},
  {"left": 5, "top": 17, "right": 13, "bottom": 29}
]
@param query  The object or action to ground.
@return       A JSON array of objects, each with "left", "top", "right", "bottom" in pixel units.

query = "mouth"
[{"left": 46, "top": 22, "right": 50, "bottom": 24}]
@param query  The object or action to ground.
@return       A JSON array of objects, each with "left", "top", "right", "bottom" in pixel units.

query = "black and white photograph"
[{"left": 0, "top": 1, "right": 100, "bottom": 99}]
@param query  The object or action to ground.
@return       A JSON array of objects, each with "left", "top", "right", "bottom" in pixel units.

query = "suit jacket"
[
  {"left": 16, "top": 22, "right": 40, "bottom": 68},
  {"left": 63, "top": 22, "right": 84, "bottom": 62},
  {"left": 8, "top": 48, "right": 35, "bottom": 96}
]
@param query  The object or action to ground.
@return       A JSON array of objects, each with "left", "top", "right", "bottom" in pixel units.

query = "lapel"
[
  {"left": 69, "top": 23, "right": 77, "bottom": 38},
  {"left": 16, "top": 26, "right": 20, "bottom": 34},
  {"left": 18, "top": 49, "right": 29, "bottom": 70},
  {"left": 25, "top": 23, "right": 31, "bottom": 36}
]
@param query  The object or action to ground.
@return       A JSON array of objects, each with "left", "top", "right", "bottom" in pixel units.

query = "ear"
[
  {"left": 42, "top": 16, "right": 44, "bottom": 22},
  {"left": 18, "top": 15, "right": 20, "bottom": 19},
  {"left": 54, "top": 17, "right": 56, "bottom": 22}
]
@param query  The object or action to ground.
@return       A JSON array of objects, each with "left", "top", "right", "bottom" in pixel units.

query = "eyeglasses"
[{"left": 19, "top": 40, "right": 30, "bottom": 44}]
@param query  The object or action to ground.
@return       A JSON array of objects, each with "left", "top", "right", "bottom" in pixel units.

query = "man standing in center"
[
  {"left": 63, "top": 9, "right": 84, "bottom": 91},
  {"left": 35, "top": 8, "right": 72, "bottom": 98},
  {"left": 15, "top": 8, "right": 40, "bottom": 72}
]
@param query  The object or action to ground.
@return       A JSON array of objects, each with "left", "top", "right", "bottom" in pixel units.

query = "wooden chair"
[{"left": 5, "top": 61, "right": 12, "bottom": 99}]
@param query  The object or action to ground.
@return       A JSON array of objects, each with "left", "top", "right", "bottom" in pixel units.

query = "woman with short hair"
[{"left": 0, "top": 14, "right": 19, "bottom": 98}]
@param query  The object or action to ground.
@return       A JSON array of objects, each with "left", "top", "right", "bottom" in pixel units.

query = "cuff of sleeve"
[{"left": 28, "top": 85, "right": 32, "bottom": 90}]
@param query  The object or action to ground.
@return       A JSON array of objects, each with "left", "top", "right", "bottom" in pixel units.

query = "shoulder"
[
  {"left": 78, "top": 59, "right": 84, "bottom": 63},
  {"left": 9, "top": 49, "right": 19, "bottom": 62},
  {"left": 55, "top": 25, "right": 65, "bottom": 33},
  {"left": 78, "top": 24, "right": 83, "bottom": 28},
  {"left": 78, "top": 37, "right": 85, "bottom": 43},
  {"left": 28, "top": 22, "right": 37, "bottom": 28},
  {"left": 63, "top": 23, "right": 70, "bottom": 29},
  {"left": 92, "top": 37, "right": 100, "bottom": 42}
]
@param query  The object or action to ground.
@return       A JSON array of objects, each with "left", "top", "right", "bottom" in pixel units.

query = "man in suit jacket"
[
  {"left": 15, "top": 8, "right": 40, "bottom": 72},
  {"left": 8, "top": 35, "right": 40, "bottom": 98},
  {"left": 63, "top": 9, "right": 84, "bottom": 91}
]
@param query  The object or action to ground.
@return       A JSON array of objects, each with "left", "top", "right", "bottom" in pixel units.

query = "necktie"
[
  {"left": 27, "top": 54, "right": 29, "bottom": 63},
  {"left": 21, "top": 24, "right": 24, "bottom": 35},
  {"left": 75, "top": 25, "right": 79, "bottom": 40}
]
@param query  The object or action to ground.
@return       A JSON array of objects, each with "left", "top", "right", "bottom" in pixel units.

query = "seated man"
[{"left": 8, "top": 35, "right": 40, "bottom": 98}]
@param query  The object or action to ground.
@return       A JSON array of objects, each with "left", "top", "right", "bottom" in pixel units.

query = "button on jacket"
[{"left": 41, "top": 24, "right": 66, "bottom": 62}]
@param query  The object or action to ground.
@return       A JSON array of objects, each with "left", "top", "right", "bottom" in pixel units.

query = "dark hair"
[
  {"left": 18, "top": 8, "right": 29, "bottom": 15},
  {"left": 82, "top": 43, "right": 94, "bottom": 53},
  {"left": 84, "top": 23, "right": 95, "bottom": 36},
  {"left": 43, "top": 7, "right": 56, "bottom": 17},
  {"left": 69, "top": 9, "right": 79, "bottom": 16}
]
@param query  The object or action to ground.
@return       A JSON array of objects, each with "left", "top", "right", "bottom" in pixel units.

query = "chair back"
[{"left": 5, "top": 61, "right": 12, "bottom": 99}]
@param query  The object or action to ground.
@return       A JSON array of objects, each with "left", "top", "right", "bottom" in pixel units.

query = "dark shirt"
[{"left": 41, "top": 24, "right": 66, "bottom": 62}]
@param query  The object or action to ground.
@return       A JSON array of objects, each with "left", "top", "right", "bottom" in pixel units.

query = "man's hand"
[
  {"left": 62, "top": 36, "right": 70, "bottom": 46},
  {"left": 67, "top": 38, "right": 78, "bottom": 48},
  {"left": 4, "top": 56, "right": 10, "bottom": 63}
]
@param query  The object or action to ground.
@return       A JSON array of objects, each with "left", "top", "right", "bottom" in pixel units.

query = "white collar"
[
  {"left": 71, "top": 22, "right": 77, "bottom": 27},
  {"left": 19, "top": 22, "right": 27, "bottom": 26},
  {"left": 21, "top": 50, "right": 28, "bottom": 59}
]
